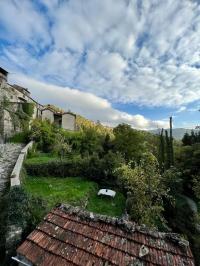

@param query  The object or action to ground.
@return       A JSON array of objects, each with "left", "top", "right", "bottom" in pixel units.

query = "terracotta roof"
[{"left": 16, "top": 205, "right": 194, "bottom": 266}]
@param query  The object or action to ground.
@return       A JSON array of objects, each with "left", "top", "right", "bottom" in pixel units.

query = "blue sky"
[{"left": 0, "top": 0, "right": 200, "bottom": 129}]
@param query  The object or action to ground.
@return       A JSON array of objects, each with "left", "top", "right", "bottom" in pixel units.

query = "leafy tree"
[
  {"left": 182, "top": 131, "right": 200, "bottom": 146},
  {"left": 101, "top": 151, "right": 124, "bottom": 183},
  {"left": 53, "top": 133, "right": 72, "bottom": 161},
  {"left": 30, "top": 119, "right": 58, "bottom": 152},
  {"left": 193, "top": 175, "right": 200, "bottom": 200},
  {"left": 113, "top": 124, "right": 145, "bottom": 162},
  {"left": 102, "top": 133, "right": 113, "bottom": 154},
  {"left": 114, "top": 152, "right": 168, "bottom": 227},
  {"left": 182, "top": 132, "right": 191, "bottom": 146},
  {"left": 162, "top": 167, "right": 183, "bottom": 196},
  {"left": 80, "top": 128, "right": 103, "bottom": 156}
]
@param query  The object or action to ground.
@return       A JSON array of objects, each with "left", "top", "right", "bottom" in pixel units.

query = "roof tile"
[{"left": 17, "top": 205, "right": 195, "bottom": 266}]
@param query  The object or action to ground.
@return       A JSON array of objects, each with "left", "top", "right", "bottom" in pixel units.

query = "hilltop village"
[
  {"left": 0, "top": 67, "right": 76, "bottom": 142},
  {"left": 0, "top": 67, "right": 199, "bottom": 266}
]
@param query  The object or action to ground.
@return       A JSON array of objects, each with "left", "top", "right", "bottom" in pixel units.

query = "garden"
[
  {"left": 5, "top": 118, "right": 200, "bottom": 264},
  {"left": 23, "top": 175, "right": 125, "bottom": 217}
]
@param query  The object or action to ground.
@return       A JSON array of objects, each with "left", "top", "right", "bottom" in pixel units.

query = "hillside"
[{"left": 76, "top": 115, "right": 113, "bottom": 136}]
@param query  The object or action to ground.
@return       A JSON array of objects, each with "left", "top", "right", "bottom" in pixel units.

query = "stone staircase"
[{"left": 0, "top": 143, "right": 23, "bottom": 196}]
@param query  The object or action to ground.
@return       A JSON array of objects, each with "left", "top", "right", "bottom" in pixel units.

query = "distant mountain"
[{"left": 149, "top": 128, "right": 200, "bottom": 140}]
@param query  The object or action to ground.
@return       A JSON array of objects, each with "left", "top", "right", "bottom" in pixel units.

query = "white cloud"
[
  {"left": 176, "top": 106, "right": 187, "bottom": 113},
  {"left": 10, "top": 73, "right": 168, "bottom": 130},
  {"left": 0, "top": 0, "right": 51, "bottom": 48},
  {"left": 0, "top": 0, "right": 200, "bottom": 115}
]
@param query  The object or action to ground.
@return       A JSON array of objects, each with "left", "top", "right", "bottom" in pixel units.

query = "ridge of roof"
[
  {"left": 58, "top": 204, "right": 189, "bottom": 249},
  {"left": 16, "top": 204, "right": 194, "bottom": 266}
]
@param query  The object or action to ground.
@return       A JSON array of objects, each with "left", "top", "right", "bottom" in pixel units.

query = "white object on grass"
[{"left": 97, "top": 189, "right": 116, "bottom": 198}]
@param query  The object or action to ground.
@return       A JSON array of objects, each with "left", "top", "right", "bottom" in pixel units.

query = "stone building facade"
[
  {"left": 0, "top": 67, "right": 76, "bottom": 141},
  {"left": 42, "top": 107, "right": 76, "bottom": 131}
]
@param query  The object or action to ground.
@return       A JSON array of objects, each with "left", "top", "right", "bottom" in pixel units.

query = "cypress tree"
[
  {"left": 158, "top": 128, "right": 165, "bottom": 172},
  {"left": 169, "top": 116, "right": 174, "bottom": 166},
  {"left": 165, "top": 130, "right": 171, "bottom": 169}
]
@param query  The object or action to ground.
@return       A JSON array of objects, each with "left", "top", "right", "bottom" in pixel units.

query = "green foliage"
[
  {"left": 52, "top": 133, "right": 72, "bottom": 161},
  {"left": 23, "top": 176, "right": 97, "bottom": 208},
  {"left": 22, "top": 102, "right": 34, "bottom": 117},
  {"left": 162, "top": 167, "right": 183, "bottom": 196},
  {"left": 165, "top": 130, "right": 171, "bottom": 169},
  {"left": 114, "top": 152, "right": 168, "bottom": 228},
  {"left": 9, "top": 131, "right": 29, "bottom": 143},
  {"left": 158, "top": 128, "right": 165, "bottom": 172},
  {"left": 6, "top": 186, "right": 47, "bottom": 230},
  {"left": 182, "top": 131, "right": 200, "bottom": 146},
  {"left": 192, "top": 175, "right": 200, "bottom": 200},
  {"left": 169, "top": 117, "right": 174, "bottom": 166},
  {"left": 25, "top": 150, "right": 123, "bottom": 185},
  {"left": 165, "top": 194, "right": 200, "bottom": 265},
  {"left": 87, "top": 190, "right": 125, "bottom": 217},
  {"left": 113, "top": 124, "right": 146, "bottom": 162},
  {"left": 76, "top": 115, "right": 113, "bottom": 136},
  {"left": 23, "top": 176, "right": 125, "bottom": 217},
  {"left": 80, "top": 128, "right": 104, "bottom": 155},
  {"left": 25, "top": 158, "right": 84, "bottom": 177},
  {"left": 30, "top": 119, "right": 58, "bottom": 152},
  {"left": 176, "top": 143, "right": 200, "bottom": 194}
]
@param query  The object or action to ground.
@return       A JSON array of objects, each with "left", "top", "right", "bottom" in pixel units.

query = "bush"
[
  {"left": 30, "top": 119, "right": 58, "bottom": 152},
  {"left": 25, "top": 157, "right": 86, "bottom": 178},
  {"left": 9, "top": 131, "right": 30, "bottom": 143},
  {"left": 25, "top": 151, "right": 124, "bottom": 185},
  {"left": 4, "top": 186, "right": 48, "bottom": 265}
]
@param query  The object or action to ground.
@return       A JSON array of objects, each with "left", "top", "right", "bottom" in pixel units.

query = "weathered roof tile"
[{"left": 17, "top": 204, "right": 195, "bottom": 266}]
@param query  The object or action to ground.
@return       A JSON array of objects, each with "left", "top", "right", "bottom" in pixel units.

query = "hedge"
[
  {"left": 24, "top": 152, "right": 123, "bottom": 185},
  {"left": 24, "top": 157, "right": 104, "bottom": 181}
]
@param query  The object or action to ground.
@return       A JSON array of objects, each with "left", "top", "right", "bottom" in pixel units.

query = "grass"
[
  {"left": 87, "top": 192, "right": 125, "bottom": 217},
  {"left": 26, "top": 153, "right": 58, "bottom": 164},
  {"left": 23, "top": 176, "right": 125, "bottom": 217}
]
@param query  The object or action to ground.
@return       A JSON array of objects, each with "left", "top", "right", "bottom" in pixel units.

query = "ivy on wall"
[{"left": 0, "top": 96, "right": 35, "bottom": 133}]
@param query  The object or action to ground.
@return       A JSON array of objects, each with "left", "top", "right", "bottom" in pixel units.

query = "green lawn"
[
  {"left": 26, "top": 153, "right": 58, "bottom": 164},
  {"left": 23, "top": 176, "right": 125, "bottom": 217}
]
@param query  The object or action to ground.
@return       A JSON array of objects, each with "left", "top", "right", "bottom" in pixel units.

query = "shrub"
[
  {"left": 4, "top": 186, "right": 48, "bottom": 265},
  {"left": 9, "top": 131, "right": 30, "bottom": 143},
  {"left": 25, "top": 158, "right": 85, "bottom": 177},
  {"left": 114, "top": 153, "right": 169, "bottom": 228},
  {"left": 30, "top": 119, "right": 58, "bottom": 152},
  {"left": 24, "top": 152, "right": 122, "bottom": 185}
]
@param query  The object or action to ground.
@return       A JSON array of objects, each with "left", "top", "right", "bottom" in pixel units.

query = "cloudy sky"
[{"left": 0, "top": 0, "right": 200, "bottom": 129}]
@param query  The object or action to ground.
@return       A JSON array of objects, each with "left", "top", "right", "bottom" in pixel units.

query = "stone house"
[
  {"left": 42, "top": 106, "right": 76, "bottom": 131},
  {"left": 0, "top": 67, "right": 76, "bottom": 141},
  {"left": 0, "top": 67, "right": 43, "bottom": 141}
]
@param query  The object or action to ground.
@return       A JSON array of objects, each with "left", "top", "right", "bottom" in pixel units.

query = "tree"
[
  {"left": 53, "top": 133, "right": 71, "bottom": 161},
  {"left": 169, "top": 117, "right": 174, "bottom": 166},
  {"left": 182, "top": 133, "right": 191, "bottom": 146},
  {"left": 114, "top": 152, "right": 168, "bottom": 227},
  {"left": 80, "top": 128, "right": 103, "bottom": 156},
  {"left": 102, "top": 133, "right": 113, "bottom": 154},
  {"left": 193, "top": 175, "right": 200, "bottom": 200},
  {"left": 113, "top": 124, "right": 145, "bottom": 162},
  {"left": 158, "top": 128, "right": 165, "bottom": 172},
  {"left": 30, "top": 119, "right": 58, "bottom": 152},
  {"left": 165, "top": 130, "right": 171, "bottom": 169}
]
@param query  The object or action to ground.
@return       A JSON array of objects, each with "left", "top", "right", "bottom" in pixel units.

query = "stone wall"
[
  {"left": 62, "top": 113, "right": 76, "bottom": 130},
  {"left": 42, "top": 109, "right": 54, "bottom": 123},
  {"left": 0, "top": 83, "right": 42, "bottom": 140}
]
